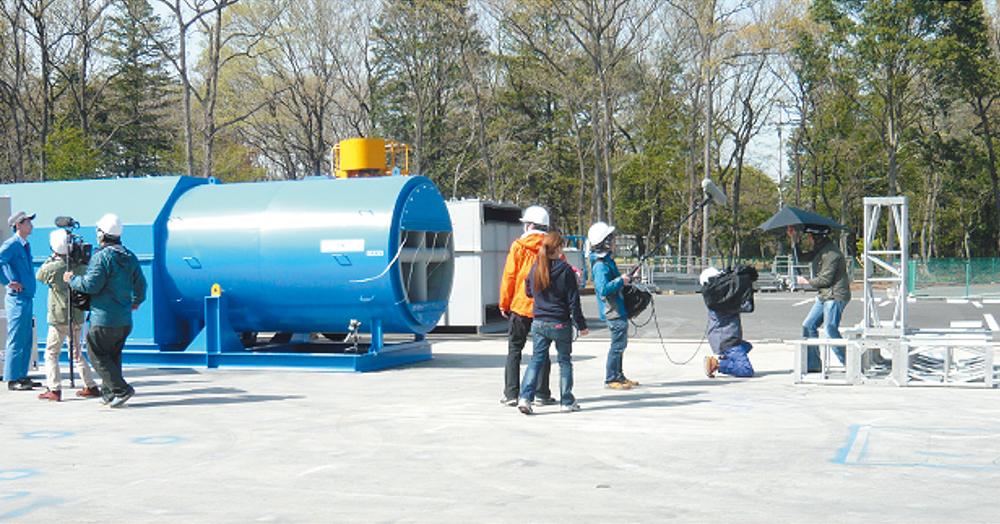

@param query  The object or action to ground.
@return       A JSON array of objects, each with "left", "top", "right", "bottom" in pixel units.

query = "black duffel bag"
[
  {"left": 623, "top": 283, "right": 653, "bottom": 319},
  {"left": 70, "top": 288, "right": 91, "bottom": 311}
]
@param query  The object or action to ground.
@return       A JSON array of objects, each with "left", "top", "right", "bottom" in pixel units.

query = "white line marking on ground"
[
  {"left": 297, "top": 464, "right": 340, "bottom": 477},
  {"left": 984, "top": 299, "right": 1000, "bottom": 304},
  {"left": 973, "top": 301, "right": 984, "bottom": 309},
  {"left": 879, "top": 300, "right": 890, "bottom": 307},
  {"left": 793, "top": 299, "right": 813, "bottom": 307},
  {"left": 985, "top": 314, "right": 1000, "bottom": 332},
  {"left": 845, "top": 426, "right": 871, "bottom": 464},
  {"left": 947, "top": 299, "right": 969, "bottom": 304}
]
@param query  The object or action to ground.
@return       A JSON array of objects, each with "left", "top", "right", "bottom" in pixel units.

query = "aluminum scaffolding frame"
[{"left": 862, "top": 197, "right": 908, "bottom": 338}]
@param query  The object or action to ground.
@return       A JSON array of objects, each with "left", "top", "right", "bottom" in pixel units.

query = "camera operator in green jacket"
[{"left": 36, "top": 230, "right": 100, "bottom": 401}]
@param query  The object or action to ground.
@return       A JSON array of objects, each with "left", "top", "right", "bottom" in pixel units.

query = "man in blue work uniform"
[
  {"left": 1, "top": 210, "right": 40, "bottom": 391},
  {"left": 65, "top": 214, "right": 146, "bottom": 407}
]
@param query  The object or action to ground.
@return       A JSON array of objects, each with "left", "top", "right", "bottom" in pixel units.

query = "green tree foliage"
[
  {"left": 6, "top": 0, "right": 1000, "bottom": 261},
  {"left": 43, "top": 123, "right": 102, "bottom": 180},
  {"left": 103, "top": 0, "right": 178, "bottom": 176},
  {"left": 922, "top": 0, "right": 1000, "bottom": 254},
  {"left": 370, "top": 0, "right": 483, "bottom": 187}
]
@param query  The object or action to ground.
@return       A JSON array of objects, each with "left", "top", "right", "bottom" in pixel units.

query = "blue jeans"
[
  {"left": 3, "top": 295, "right": 33, "bottom": 382},
  {"left": 504, "top": 313, "right": 550, "bottom": 400},
  {"left": 605, "top": 317, "right": 628, "bottom": 383},
  {"left": 718, "top": 341, "right": 754, "bottom": 378},
  {"left": 520, "top": 321, "right": 574, "bottom": 406},
  {"left": 802, "top": 298, "right": 847, "bottom": 370}
]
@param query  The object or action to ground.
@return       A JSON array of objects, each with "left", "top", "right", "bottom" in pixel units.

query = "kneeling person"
[{"left": 700, "top": 266, "right": 757, "bottom": 378}]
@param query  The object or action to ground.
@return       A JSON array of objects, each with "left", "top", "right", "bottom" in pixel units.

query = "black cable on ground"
[{"left": 629, "top": 294, "right": 706, "bottom": 366}]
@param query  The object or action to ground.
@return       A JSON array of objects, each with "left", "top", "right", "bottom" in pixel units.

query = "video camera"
[
  {"left": 55, "top": 216, "right": 92, "bottom": 266},
  {"left": 55, "top": 216, "right": 93, "bottom": 311}
]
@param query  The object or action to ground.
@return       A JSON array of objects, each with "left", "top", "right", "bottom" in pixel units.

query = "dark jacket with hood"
[
  {"left": 525, "top": 258, "right": 587, "bottom": 330},
  {"left": 69, "top": 241, "right": 147, "bottom": 327},
  {"left": 808, "top": 236, "right": 851, "bottom": 303}
]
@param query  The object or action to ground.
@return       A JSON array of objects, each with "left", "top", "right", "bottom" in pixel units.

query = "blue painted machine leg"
[
  {"left": 371, "top": 317, "right": 383, "bottom": 353},
  {"left": 201, "top": 294, "right": 245, "bottom": 368}
]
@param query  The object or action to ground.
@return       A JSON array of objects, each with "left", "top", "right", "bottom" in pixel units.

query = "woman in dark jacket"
[{"left": 517, "top": 231, "right": 588, "bottom": 414}]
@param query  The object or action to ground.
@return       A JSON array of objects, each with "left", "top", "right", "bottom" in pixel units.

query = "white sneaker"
[
  {"left": 560, "top": 403, "right": 581, "bottom": 413},
  {"left": 517, "top": 398, "right": 533, "bottom": 415}
]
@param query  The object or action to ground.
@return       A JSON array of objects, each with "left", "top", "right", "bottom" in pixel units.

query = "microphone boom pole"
[{"left": 633, "top": 179, "right": 728, "bottom": 274}]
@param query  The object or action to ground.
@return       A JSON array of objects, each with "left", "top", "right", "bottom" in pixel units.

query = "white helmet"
[
  {"left": 699, "top": 267, "right": 721, "bottom": 285},
  {"left": 49, "top": 230, "right": 69, "bottom": 255},
  {"left": 96, "top": 213, "right": 123, "bottom": 237},
  {"left": 587, "top": 221, "right": 615, "bottom": 247},
  {"left": 519, "top": 206, "right": 550, "bottom": 227}
]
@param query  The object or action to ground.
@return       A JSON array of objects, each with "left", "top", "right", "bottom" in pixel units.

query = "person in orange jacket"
[{"left": 499, "top": 206, "right": 556, "bottom": 406}]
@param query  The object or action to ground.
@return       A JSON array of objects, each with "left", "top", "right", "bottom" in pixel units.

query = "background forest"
[{"left": 1, "top": 0, "right": 997, "bottom": 261}]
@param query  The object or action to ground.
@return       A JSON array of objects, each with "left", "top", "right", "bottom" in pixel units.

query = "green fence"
[
  {"left": 638, "top": 256, "right": 1000, "bottom": 298},
  {"left": 908, "top": 258, "right": 1000, "bottom": 298}
]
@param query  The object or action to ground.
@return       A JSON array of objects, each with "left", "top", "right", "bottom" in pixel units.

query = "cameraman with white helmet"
[
  {"left": 588, "top": 221, "right": 637, "bottom": 390},
  {"left": 36, "top": 229, "right": 100, "bottom": 401},
  {"left": 64, "top": 214, "right": 147, "bottom": 408}
]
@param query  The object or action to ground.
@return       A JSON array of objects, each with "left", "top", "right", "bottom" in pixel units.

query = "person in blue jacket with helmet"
[
  {"left": 588, "top": 221, "right": 637, "bottom": 390},
  {"left": 65, "top": 214, "right": 147, "bottom": 408}
]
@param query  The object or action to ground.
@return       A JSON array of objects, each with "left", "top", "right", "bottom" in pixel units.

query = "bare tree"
[
  {"left": 663, "top": 0, "right": 751, "bottom": 262},
  {"left": 154, "top": 0, "right": 276, "bottom": 178},
  {"left": 714, "top": 0, "right": 782, "bottom": 257},
  {"left": 57, "top": 0, "right": 114, "bottom": 141},
  {"left": 0, "top": 0, "right": 31, "bottom": 181},
  {"left": 21, "top": 0, "right": 80, "bottom": 180}
]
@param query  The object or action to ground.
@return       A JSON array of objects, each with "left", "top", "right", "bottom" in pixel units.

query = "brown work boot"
[
  {"left": 704, "top": 356, "right": 719, "bottom": 378},
  {"left": 620, "top": 376, "right": 639, "bottom": 387},
  {"left": 76, "top": 386, "right": 101, "bottom": 398},
  {"left": 38, "top": 389, "right": 62, "bottom": 401}
]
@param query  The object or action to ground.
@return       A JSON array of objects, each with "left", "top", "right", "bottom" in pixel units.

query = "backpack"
[{"left": 701, "top": 265, "right": 758, "bottom": 313}]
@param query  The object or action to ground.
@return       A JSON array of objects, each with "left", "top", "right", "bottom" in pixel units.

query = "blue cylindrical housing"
[{"left": 162, "top": 176, "right": 453, "bottom": 335}]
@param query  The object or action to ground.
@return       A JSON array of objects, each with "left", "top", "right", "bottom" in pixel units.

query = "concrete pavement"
[{"left": 3, "top": 327, "right": 1000, "bottom": 522}]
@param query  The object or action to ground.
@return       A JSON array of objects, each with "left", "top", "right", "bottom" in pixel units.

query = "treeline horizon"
[{"left": 1, "top": 0, "right": 998, "bottom": 259}]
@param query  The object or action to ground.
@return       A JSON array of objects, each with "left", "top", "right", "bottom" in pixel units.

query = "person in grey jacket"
[
  {"left": 64, "top": 214, "right": 146, "bottom": 408},
  {"left": 793, "top": 223, "right": 852, "bottom": 371}
]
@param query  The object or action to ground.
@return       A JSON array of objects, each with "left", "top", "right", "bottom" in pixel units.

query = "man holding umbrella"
[
  {"left": 790, "top": 223, "right": 851, "bottom": 372},
  {"left": 758, "top": 207, "right": 852, "bottom": 372}
]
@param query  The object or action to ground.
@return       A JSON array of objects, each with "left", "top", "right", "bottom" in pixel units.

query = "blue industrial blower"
[{"left": 4, "top": 175, "right": 454, "bottom": 371}]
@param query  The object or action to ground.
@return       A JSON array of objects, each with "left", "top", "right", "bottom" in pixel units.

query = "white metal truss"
[{"left": 862, "top": 197, "right": 909, "bottom": 337}]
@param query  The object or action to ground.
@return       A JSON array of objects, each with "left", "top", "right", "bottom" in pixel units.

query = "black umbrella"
[{"left": 757, "top": 206, "right": 846, "bottom": 232}]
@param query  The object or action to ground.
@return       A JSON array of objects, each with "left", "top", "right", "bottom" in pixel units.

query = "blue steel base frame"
[{"left": 120, "top": 293, "right": 432, "bottom": 372}]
